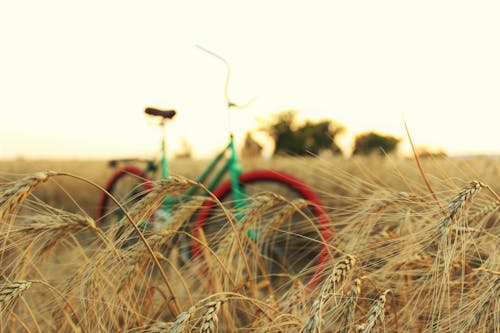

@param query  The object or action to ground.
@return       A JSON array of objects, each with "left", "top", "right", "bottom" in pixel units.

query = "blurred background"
[{"left": 1, "top": 0, "right": 498, "bottom": 160}]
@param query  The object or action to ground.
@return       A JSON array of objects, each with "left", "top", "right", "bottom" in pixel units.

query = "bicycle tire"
[
  {"left": 191, "top": 169, "right": 333, "bottom": 289},
  {"left": 96, "top": 165, "right": 154, "bottom": 224}
]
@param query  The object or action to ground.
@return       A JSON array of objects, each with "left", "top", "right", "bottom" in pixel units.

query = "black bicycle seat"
[{"left": 144, "top": 107, "right": 177, "bottom": 119}]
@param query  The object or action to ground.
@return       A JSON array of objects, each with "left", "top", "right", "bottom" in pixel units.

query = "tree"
[
  {"left": 415, "top": 146, "right": 447, "bottom": 158},
  {"left": 261, "top": 110, "right": 345, "bottom": 156},
  {"left": 352, "top": 131, "right": 401, "bottom": 156}
]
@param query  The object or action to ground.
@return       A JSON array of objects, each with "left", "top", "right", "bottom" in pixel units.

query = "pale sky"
[{"left": 1, "top": 1, "right": 498, "bottom": 159}]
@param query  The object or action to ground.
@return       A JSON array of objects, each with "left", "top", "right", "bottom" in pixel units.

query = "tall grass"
[{"left": 0, "top": 156, "right": 498, "bottom": 332}]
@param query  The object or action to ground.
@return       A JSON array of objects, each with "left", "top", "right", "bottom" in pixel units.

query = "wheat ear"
[
  {"left": 439, "top": 180, "right": 484, "bottom": 236},
  {"left": 0, "top": 280, "right": 33, "bottom": 314},
  {"left": 0, "top": 171, "right": 55, "bottom": 221},
  {"left": 239, "top": 193, "right": 285, "bottom": 229},
  {"left": 168, "top": 306, "right": 196, "bottom": 333},
  {"left": 132, "top": 306, "right": 197, "bottom": 333},
  {"left": 299, "top": 299, "right": 322, "bottom": 333},
  {"left": 20, "top": 213, "right": 96, "bottom": 233},
  {"left": 125, "top": 176, "right": 196, "bottom": 223},
  {"left": 319, "top": 255, "right": 357, "bottom": 306},
  {"left": 300, "top": 255, "right": 357, "bottom": 333},
  {"left": 341, "top": 278, "right": 362, "bottom": 333},
  {"left": 356, "top": 289, "right": 390, "bottom": 333},
  {"left": 199, "top": 301, "right": 222, "bottom": 333}
]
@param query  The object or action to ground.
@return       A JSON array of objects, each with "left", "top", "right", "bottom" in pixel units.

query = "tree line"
[
  {"left": 260, "top": 110, "right": 402, "bottom": 157},
  {"left": 176, "top": 110, "right": 446, "bottom": 159}
]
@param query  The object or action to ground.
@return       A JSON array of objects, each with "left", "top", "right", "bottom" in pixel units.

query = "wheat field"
[{"left": 0, "top": 156, "right": 498, "bottom": 332}]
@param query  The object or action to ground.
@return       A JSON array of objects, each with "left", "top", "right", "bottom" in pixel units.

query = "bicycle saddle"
[{"left": 144, "top": 107, "right": 177, "bottom": 119}]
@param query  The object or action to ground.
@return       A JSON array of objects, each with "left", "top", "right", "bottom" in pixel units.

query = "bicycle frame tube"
[
  {"left": 158, "top": 135, "right": 248, "bottom": 221},
  {"left": 158, "top": 120, "right": 178, "bottom": 216},
  {"left": 160, "top": 142, "right": 231, "bottom": 207},
  {"left": 159, "top": 120, "right": 169, "bottom": 179},
  {"left": 173, "top": 141, "right": 238, "bottom": 199},
  {"left": 228, "top": 134, "right": 247, "bottom": 220},
  {"left": 194, "top": 146, "right": 228, "bottom": 191}
]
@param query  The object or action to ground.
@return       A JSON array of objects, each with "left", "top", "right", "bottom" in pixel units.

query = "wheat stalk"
[
  {"left": 457, "top": 278, "right": 499, "bottom": 332},
  {"left": 285, "top": 279, "right": 307, "bottom": 316},
  {"left": 239, "top": 192, "right": 286, "bottom": 233},
  {"left": 368, "top": 191, "right": 421, "bottom": 213},
  {"left": 117, "top": 256, "right": 152, "bottom": 293},
  {"left": 263, "top": 198, "right": 310, "bottom": 237},
  {"left": 118, "top": 198, "right": 206, "bottom": 292},
  {"left": 215, "top": 192, "right": 283, "bottom": 254},
  {"left": 117, "top": 230, "right": 181, "bottom": 293},
  {"left": 54, "top": 172, "right": 187, "bottom": 316},
  {"left": 213, "top": 193, "right": 283, "bottom": 249},
  {"left": 469, "top": 200, "right": 499, "bottom": 221},
  {"left": 473, "top": 267, "right": 500, "bottom": 276}
]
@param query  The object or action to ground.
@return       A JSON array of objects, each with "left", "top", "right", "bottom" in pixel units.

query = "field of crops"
[{"left": 0, "top": 156, "right": 498, "bottom": 332}]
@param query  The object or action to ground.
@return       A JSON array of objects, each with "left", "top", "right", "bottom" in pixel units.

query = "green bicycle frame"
[
  {"left": 157, "top": 121, "right": 247, "bottom": 221},
  {"left": 159, "top": 120, "right": 169, "bottom": 180}
]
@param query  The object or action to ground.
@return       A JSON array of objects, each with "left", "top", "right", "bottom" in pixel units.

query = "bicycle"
[{"left": 96, "top": 49, "right": 333, "bottom": 290}]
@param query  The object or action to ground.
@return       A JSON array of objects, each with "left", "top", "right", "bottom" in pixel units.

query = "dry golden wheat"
[
  {"left": 299, "top": 299, "right": 321, "bottom": 333},
  {"left": 168, "top": 306, "right": 196, "bottom": 333},
  {"left": 356, "top": 289, "right": 390, "bottom": 333},
  {"left": 199, "top": 301, "right": 221, "bottom": 333},
  {"left": 124, "top": 176, "right": 196, "bottom": 224},
  {"left": 319, "top": 255, "right": 357, "bottom": 305},
  {"left": 263, "top": 198, "right": 310, "bottom": 237},
  {"left": 439, "top": 180, "right": 485, "bottom": 236},
  {"left": 140, "top": 321, "right": 172, "bottom": 332},
  {"left": 300, "top": 255, "right": 356, "bottom": 333},
  {"left": 0, "top": 280, "right": 32, "bottom": 314},
  {"left": 340, "top": 278, "right": 362, "bottom": 333},
  {"left": 0, "top": 156, "right": 498, "bottom": 332},
  {"left": 19, "top": 213, "right": 96, "bottom": 233},
  {"left": 0, "top": 171, "right": 55, "bottom": 221},
  {"left": 117, "top": 198, "right": 206, "bottom": 293}
]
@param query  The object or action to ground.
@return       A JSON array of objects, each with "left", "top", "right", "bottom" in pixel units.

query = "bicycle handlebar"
[{"left": 196, "top": 45, "right": 255, "bottom": 110}]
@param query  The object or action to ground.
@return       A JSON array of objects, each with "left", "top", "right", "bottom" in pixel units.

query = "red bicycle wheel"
[
  {"left": 191, "top": 169, "right": 333, "bottom": 289},
  {"left": 96, "top": 165, "right": 154, "bottom": 224}
]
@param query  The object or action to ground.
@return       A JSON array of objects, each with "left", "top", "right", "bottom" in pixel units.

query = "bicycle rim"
[{"left": 191, "top": 169, "right": 333, "bottom": 291}]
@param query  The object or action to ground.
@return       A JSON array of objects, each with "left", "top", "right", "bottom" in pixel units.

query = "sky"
[{"left": 0, "top": 1, "right": 498, "bottom": 160}]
